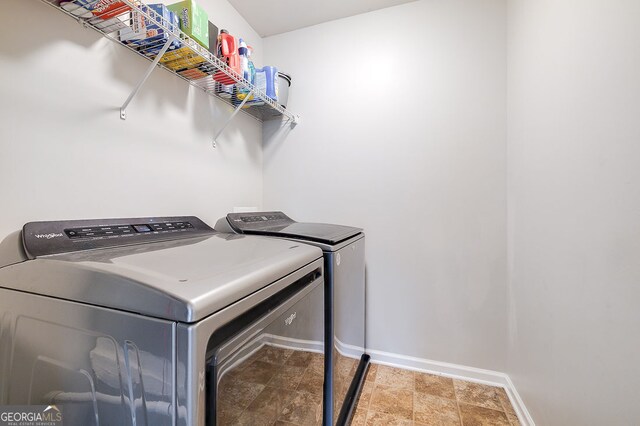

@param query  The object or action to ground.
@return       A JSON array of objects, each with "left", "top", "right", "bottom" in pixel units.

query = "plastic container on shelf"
[
  {"left": 254, "top": 66, "right": 278, "bottom": 100},
  {"left": 213, "top": 29, "right": 241, "bottom": 84},
  {"left": 277, "top": 72, "right": 291, "bottom": 108},
  {"left": 215, "top": 82, "right": 234, "bottom": 99},
  {"left": 236, "top": 41, "right": 257, "bottom": 104},
  {"left": 238, "top": 39, "right": 250, "bottom": 81}
]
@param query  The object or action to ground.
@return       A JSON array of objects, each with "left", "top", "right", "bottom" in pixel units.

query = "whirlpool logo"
[
  {"left": 0, "top": 405, "right": 63, "bottom": 426},
  {"left": 284, "top": 312, "right": 297, "bottom": 326},
  {"left": 34, "top": 233, "right": 63, "bottom": 240}
]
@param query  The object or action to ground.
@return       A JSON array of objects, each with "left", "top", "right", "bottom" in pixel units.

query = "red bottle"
[{"left": 213, "top": 30, "right": 242, "bottom": 84}]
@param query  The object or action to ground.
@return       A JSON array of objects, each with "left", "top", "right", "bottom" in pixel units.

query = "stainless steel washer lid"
[{"left": 0, "top": 217, "right": 322, "bottom": 323}]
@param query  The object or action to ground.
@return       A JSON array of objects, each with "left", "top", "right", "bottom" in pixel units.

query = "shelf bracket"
[
  {"left": 120, "top": 36, "right": 176, "bottom": 120},
  {"left": 212, "top": 88, "right": 254, "bottom": 147}
]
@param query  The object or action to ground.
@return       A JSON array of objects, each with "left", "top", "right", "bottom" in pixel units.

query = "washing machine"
[
  {"left": 0, "top": 216, "right": 326, "bottom": 426},
  {"left": 216, "top": 211, "right": 368, "bottom": 425}
]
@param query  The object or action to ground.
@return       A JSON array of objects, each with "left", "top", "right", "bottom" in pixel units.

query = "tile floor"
[
  {"left": 216, "top": 344, "right": 521, "bottom": 426},
  {"left": 352, "top": 363, "right": 521, "bottom": 426},
  {"left": 217, "top": 345, "right": 330, "bottom": 425}
]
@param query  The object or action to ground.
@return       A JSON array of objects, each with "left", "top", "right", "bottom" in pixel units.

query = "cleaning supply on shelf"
[
  {"left": 247, "top": 46, "right": 256, "bottom": 82},
  {"left": 90, "top": 0, "right": 131, "bottom": 20},
  {"left": 119, "top": 4, "right": 181, "bottom": 57},
  {"left": 60, "top": 0, "right": 130, "bottom": 23},
  {"left": 167, "top": 0, "right": 209, "bottom": 49},
  {"left": 236, "top": 39, "right": 257, "bottom": 104},
  {"left": 61, "top": 0, "right": 131, "bottom": 20},
  {"left": 238, "top": 39, "right": 250, "bottom": 81},
  {"left": 215, "top": 82, "right": 234, "bottom": 99},
  {"left": 160, "top": 47, "right": 205, "bottom": 70},
  {"left": 254, "top": 66, "right": 278, "bottom": 101},
  {"left": 213, "top": 29, "right": 241, "bottom": 84}
]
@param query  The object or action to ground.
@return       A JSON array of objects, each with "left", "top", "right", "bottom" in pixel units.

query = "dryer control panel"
[
  {"left": 22, "top": 216, "right": 214, "bottom": 258},
  {"left": 224, "top": 211, "right": 363, "bottom": 245},
  {"left": 227, "top": 211, "right": 293, "bottom": 231}
]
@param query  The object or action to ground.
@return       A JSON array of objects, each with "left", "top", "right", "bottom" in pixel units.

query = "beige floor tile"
[
  {"left": 234, "top": 410, "right": 275, "bottom": 426},
  {"left": 453, "top": 380, "right": 503, "bottom": 411},
  {"left": 350, "top": 406, "right": 368, "bottom": 426},
  {"left": 355, "top": 380, "right": 375, "bottom": 410},
  {"left": 366, "top": 363, "right": 379, "bottom": 382},
  {"left": 233, "top": 360, "right": 279, "bottom": 385},
  {"left": 495, "top": 387, "right": 517, "bottom": 416},
  {"left": 375, "top": 365, "right": 414, "bottom": 390},
  {"left": 285, "top": 350, "right": 316, "bottom": 367},
  {"left": 216, "top": 403, "right": 244, "bottom": 425},
  {"left": 296, "top": 365, "right": 324, "bottom": 395},
  {"left": 278, "top": 390, "right": 323, "bottom": 425},
  {"left": 240, "top": 385, "right": 297, "bottom": 422},
  {"left": 365, "top": 411, "right": 413, "bottom": 425},
  {"left": 267, "top": 364, "right": 307, "bottom": 390},
  {"left": 415, "top": 372, "right": 456, "bottom": 400},
  {"left": 217, "top": 377, "right": 265, "bottom": 410},
  {"left": 369, "top": 385, "right": 413, "bottom": 420},
  {"left": 307, "top": 352, "right": 325, "bottom": 373},
  {"left": 458, "top": 403, "right": 510, "bottom": 426},
  {"left": 413, "top": 392, "right": 461, "bottom": 425}
]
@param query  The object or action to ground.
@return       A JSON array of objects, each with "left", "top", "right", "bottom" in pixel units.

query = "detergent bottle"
[
  {"left": 237, "top": 42, "right": 257, "bottom": 104},
  {"left": 246, "top": 46, "right": 256, "bottom": 85},
  {"left": 213, "top": 29, "right": 241, "bottom": 84},
  {"left": 238, "top": 39, "right": 250, "bottom": 81},
  {"left": 254, "top": 66, "right": 278, "bottom": 101}
]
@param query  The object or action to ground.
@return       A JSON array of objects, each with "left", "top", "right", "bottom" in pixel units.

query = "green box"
[{"left": 168, "top": 0, "right": 209, "bottom": 49}]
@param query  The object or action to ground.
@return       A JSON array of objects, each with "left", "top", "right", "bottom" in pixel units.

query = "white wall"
[
  {"left": 0, "top": 0, "right": 264, "bottom": 241},
  {"left": 507, "top": 0, "right": 640, "bottom": 424},
  {"left": 263, "top": 0, "right": 508, "bottom": 371}
]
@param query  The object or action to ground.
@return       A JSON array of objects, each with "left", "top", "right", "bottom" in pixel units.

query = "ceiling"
[{"left": 227, "top": 0, "right": 419, "bottom": 37}]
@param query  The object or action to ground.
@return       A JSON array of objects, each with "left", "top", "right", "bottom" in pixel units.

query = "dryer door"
[{"left": 206, "top": 273, "right": 325, "bottom": 426}]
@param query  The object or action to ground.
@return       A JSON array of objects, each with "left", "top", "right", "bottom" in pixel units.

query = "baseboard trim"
[
  {"left": 366, "top": 348, "right": 535, "bottom": 426},
  {"left": 261, "top": 333, "right": 324, "bottom": 354}
]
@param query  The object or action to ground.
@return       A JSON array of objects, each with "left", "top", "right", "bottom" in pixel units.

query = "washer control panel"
[
  {"left": 65, "top": 221, "right": 194, "bottom": 239},
  {"left": 23, "top": 216, "right": 213, "bottom": 258}
]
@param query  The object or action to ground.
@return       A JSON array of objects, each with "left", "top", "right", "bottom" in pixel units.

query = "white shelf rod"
[
  {"left": 120, "top": 35, "right": 177, "bottom": 120},
  {"left": 213, "top": 89, "right": 255, "bottom": 146}
]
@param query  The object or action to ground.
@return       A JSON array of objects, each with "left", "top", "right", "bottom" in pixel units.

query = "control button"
[{"left": 133, "top": 224, "right": 152, "bottom": 233}]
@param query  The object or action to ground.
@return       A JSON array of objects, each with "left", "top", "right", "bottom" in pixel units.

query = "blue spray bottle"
[{"left": 237, "top": 39, "right": 256, "bottom": 103}]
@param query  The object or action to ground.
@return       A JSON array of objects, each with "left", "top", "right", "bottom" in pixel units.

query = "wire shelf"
[{"left": 39, "top": 0, "right": 298, "bottom": 124}]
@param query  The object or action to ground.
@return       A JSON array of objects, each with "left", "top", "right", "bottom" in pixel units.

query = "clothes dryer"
[{"left": 216, "top": 211, "right": 368, "bottom": 425}]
